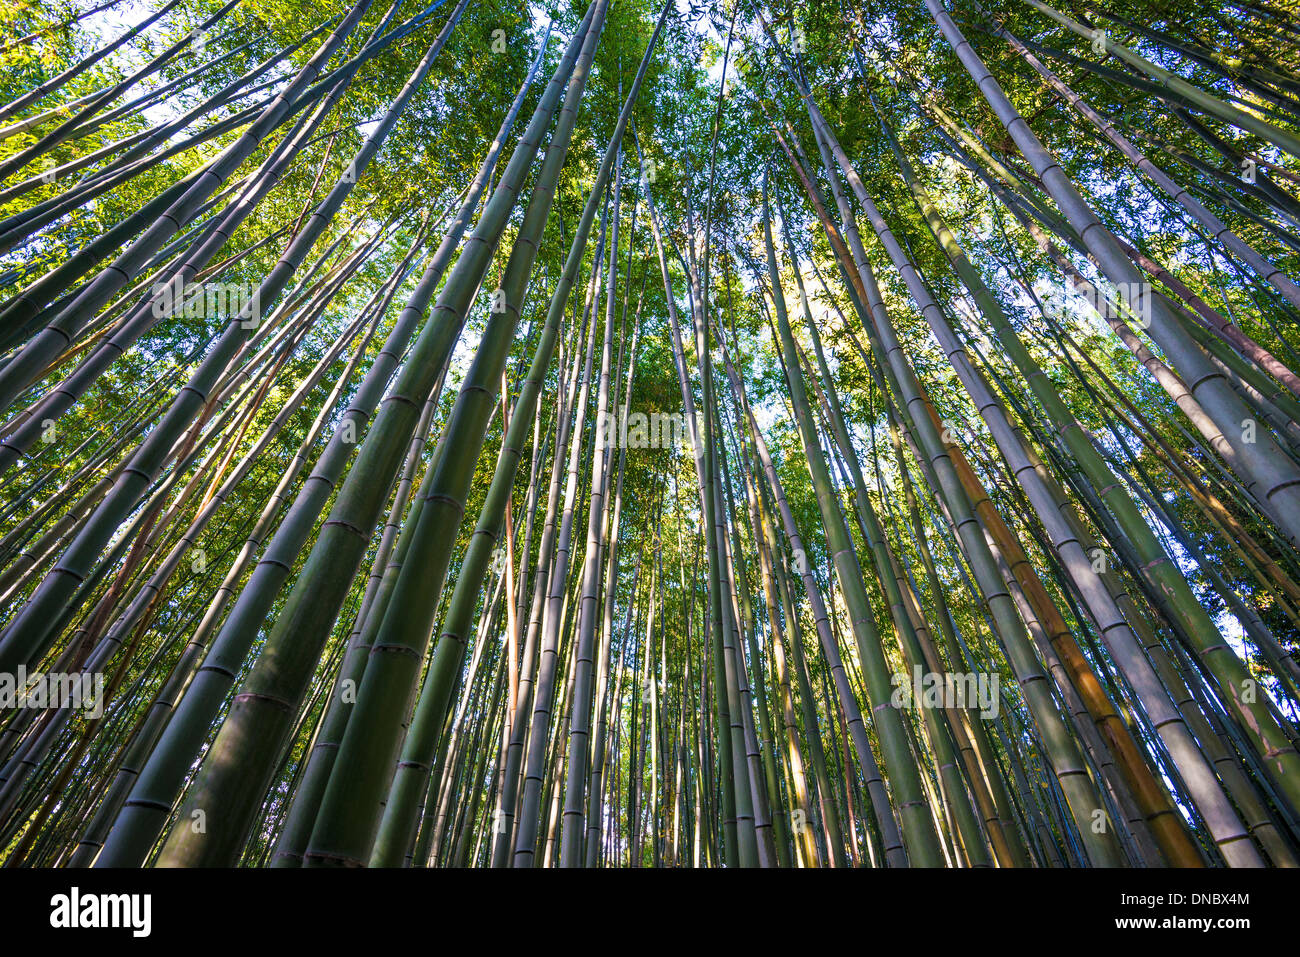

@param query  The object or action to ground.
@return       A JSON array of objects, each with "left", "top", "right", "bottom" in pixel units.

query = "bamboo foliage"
[{"left": 0, "top": 0, "right": 1298, "bottom": 871}]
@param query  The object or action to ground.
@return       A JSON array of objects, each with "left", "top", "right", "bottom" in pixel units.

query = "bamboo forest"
[{"left": 1, "top": 0, "right": 1300, "bottom": 878}]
